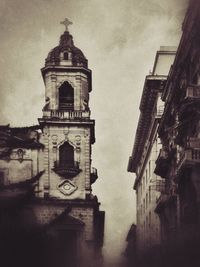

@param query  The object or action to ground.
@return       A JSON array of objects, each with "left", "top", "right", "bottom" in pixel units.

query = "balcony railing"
[
  {"left": 91, "top": 167, "right": 98, "bottom": 184},
  {"left": 176, "top": 148, "right": 200, "bottom": 174},
  {"left": 150, "top": 179, "right": 166, "bottom": 193},
  {"left": 154, "top": 149, "right": 170, "bottom": 178},
  {"left": 155, "top": 193, "right": 177, "bottom": 214},
  {"left": 53, "top": 161, "right": 81, "bottom": 178},
  {"left": 187, "top": 137, "right": 200, "bottom": 149},
  {"left": 155, "top": 194, "right": 169, "bottom": 213},
  {"left": 156, "top": 193, "right": 169, "bottom": 204},
  {"left": 185, "top": 85, "right": 200, "bottom": 99},
  {"left": 43, "top": 110, "right": 90, "bottom": 120}
]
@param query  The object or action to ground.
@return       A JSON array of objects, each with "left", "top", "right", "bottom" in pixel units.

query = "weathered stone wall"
[
  {"left": 70, "top": 206, "right": 94, "bottom": 240},
  {"left": 38, "top": 125, "right": 91, "bottom": 200},
  {"left": 0, "top": 148, "right": 41, "bottom": 184}
]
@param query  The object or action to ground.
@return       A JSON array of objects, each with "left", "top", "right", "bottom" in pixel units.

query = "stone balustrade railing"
[{"left": 43, "top": 110, "right": 90, "bottom": 120}]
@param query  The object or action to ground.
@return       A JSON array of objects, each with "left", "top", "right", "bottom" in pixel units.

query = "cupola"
[{"left": 45, "top": 18, "right": 88, "bottom": 68}]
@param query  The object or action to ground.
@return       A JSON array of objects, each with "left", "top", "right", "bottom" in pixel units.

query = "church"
[{"left": 0, "top": 19, "right": 105, "bottom": 267}]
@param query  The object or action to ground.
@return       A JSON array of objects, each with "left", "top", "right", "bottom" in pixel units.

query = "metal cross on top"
[{"left": 60, "top": 18, "right": 73, "bottom": 32}]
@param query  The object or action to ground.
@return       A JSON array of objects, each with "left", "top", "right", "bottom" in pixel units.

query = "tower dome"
[{"left": 45, "top": 30, "right": 88, "bottom": 68}]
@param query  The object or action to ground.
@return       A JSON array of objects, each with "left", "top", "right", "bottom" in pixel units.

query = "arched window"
[
  {"left": 59, "top": 142, "right": 74, "bottom": 168},
  {"left": 59, "top": 82, "right": 74, "bottom": 110}
]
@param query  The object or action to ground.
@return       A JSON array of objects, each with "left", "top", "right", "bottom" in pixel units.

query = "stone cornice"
[{"left": 128, "top": 76, "right": 166, "bottom": 173}]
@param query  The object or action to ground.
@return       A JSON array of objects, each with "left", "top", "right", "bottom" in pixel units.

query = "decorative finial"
[{"left": 60, "top": 18, "right": 73, "bottom": 32}]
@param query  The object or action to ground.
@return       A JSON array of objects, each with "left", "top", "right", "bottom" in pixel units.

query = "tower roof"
[{"left": 45, "top": 31, "right": 88, "bottom": 68}]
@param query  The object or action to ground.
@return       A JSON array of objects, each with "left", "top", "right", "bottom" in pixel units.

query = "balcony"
[
  {"left": 187, "top": 137, "right": 200, "bottom": 149},
  {"left": 53, "top": 161, "right": 81, "bottom": 179},
  {"left": 91, "top": 167, "right": 98, "bottom": 184},
  {"left": 175, "top": 125, "right": 200, "bottom": 147},
  {"left": 178, "top": 86, "right": 200, "bottom": 120},
  {"left": 176, "top": 148, "right": 200, "bottom": 177},
  {"left": 185, "top": 85, "right": 200, "bottom": 100},
  {"left": 155, "top": 194, "right": 169, "bottom": 213},
  {"left": 174, "top": 148, "right": 200, "bottom": 182},
  {"left": 150, "top": 179, "right": 166, "bottom": 193},
  {"left": 154, "top": 149, "right": 170, "bottom": 178},
  {"left": 43, "top": 110, "right": 90, "bottom": 120},
  {"left": 155, "top": 194, "right": 176, "bottom": 214}
]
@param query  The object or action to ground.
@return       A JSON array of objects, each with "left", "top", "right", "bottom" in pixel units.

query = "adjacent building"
[
  {"left": 128, "top": 1, "right": 200, "bottom": 266},
  {"left": 128, "top": 47, "right": 176, "bottom": 264},
  {"left": 154, "top": 1, "right": 200, "bottom": 266},
  {"left": 0, "top": 20, "right": 104, "bottom": 267}
]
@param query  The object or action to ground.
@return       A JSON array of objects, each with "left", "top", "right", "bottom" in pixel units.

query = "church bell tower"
[
  {"left": 38, "top": 19, "right": 97, "bottom": 200},
  {"left": 0, "top": 18, "right": 104, "bottom": 267}
]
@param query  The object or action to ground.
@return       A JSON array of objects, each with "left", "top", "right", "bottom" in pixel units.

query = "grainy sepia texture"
[{"left": 0, "top": 0, "right": 188, "bottom": 264}]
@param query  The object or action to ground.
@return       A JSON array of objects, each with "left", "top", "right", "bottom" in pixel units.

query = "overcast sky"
[{"left": 0, "top": 0, "right": 188, "bottom": 263}]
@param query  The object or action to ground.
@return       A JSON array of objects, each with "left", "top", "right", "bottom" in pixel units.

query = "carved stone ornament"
[
  {"left": 63, "top": 128, "right": 69, "bottom": 140},
  {"left": 75, "top": 135, "right": 81, "bottom": 141},
  {"left": 52, "top": 147, "right": 57, "bottom": 153},
  {"left": 43, "top": 126, "right": 49, "bottom": 136},
  {"left": 17, "top": 149, "right": 24, "bottom": 163},
  {"left": 52, "top": 161, "right": 81, "bottom": 179},
  {"left": 43, "top": 97, "right": 50, "bottom": 111},
  {"left": 52, "top": 135, "right": 58, "bottom": 145},
  {"left": 75, "top": 135, "right": 81, "bottom": 147},
  {"left": 57, "top": 179, "right": 77, "bottom": 196},
  {"left": 76, "top": 147, "right": 81, "bottom": 153}
]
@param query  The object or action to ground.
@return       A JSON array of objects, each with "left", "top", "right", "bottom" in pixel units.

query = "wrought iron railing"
[
  {"left": 176, "top": 148, "right": 200, "bottom": 173},
  {"left": 185, "top": 85, "right": 200, "bottom": 99},
  {"left": 53, "top": 161, "right": 81, "bottom": 178},
  {"left": 187, "top": 137, "right": 200, "bottom": 149}
]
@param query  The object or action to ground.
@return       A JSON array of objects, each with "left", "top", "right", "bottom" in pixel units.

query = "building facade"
[
  {"left": 0, "top": 21, "right": 104, "bottom": 267},
  {"left": 128, "top": 47, "right": 176, "bottom": 265},
  {"left": 154, "top": 1, "right": 200, "bottom": 266}
]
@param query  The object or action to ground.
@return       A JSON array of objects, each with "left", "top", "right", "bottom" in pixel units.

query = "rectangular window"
[
  {"left": 149, "top": 161, "right": 151, "bottom": 178},
  {"left": 146, "top": 215, "right": 148, "bottom": 229},
  {"left": 137, "top": 189, "right": 139, "bottom": 205},
  {"left": 149, "top": 211, "right": 151, "bottom": 227},
  {"left": 143, "top": 176, "right": 145, "bottom": 192},
  {"left": 0, "top": 171, "right": 4, "bottom": 187},
  {"left": 143, "top": 199, "right": 145, "bottom": 213},
  {"left": 146, "top": 193, "right": 148, "bottom": 210},
  {"left": 146, "top": 169, "right": 148, "bottom": 185},
  {"left": 149, "top": 187, "right": 151, "bottom": 204}
]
